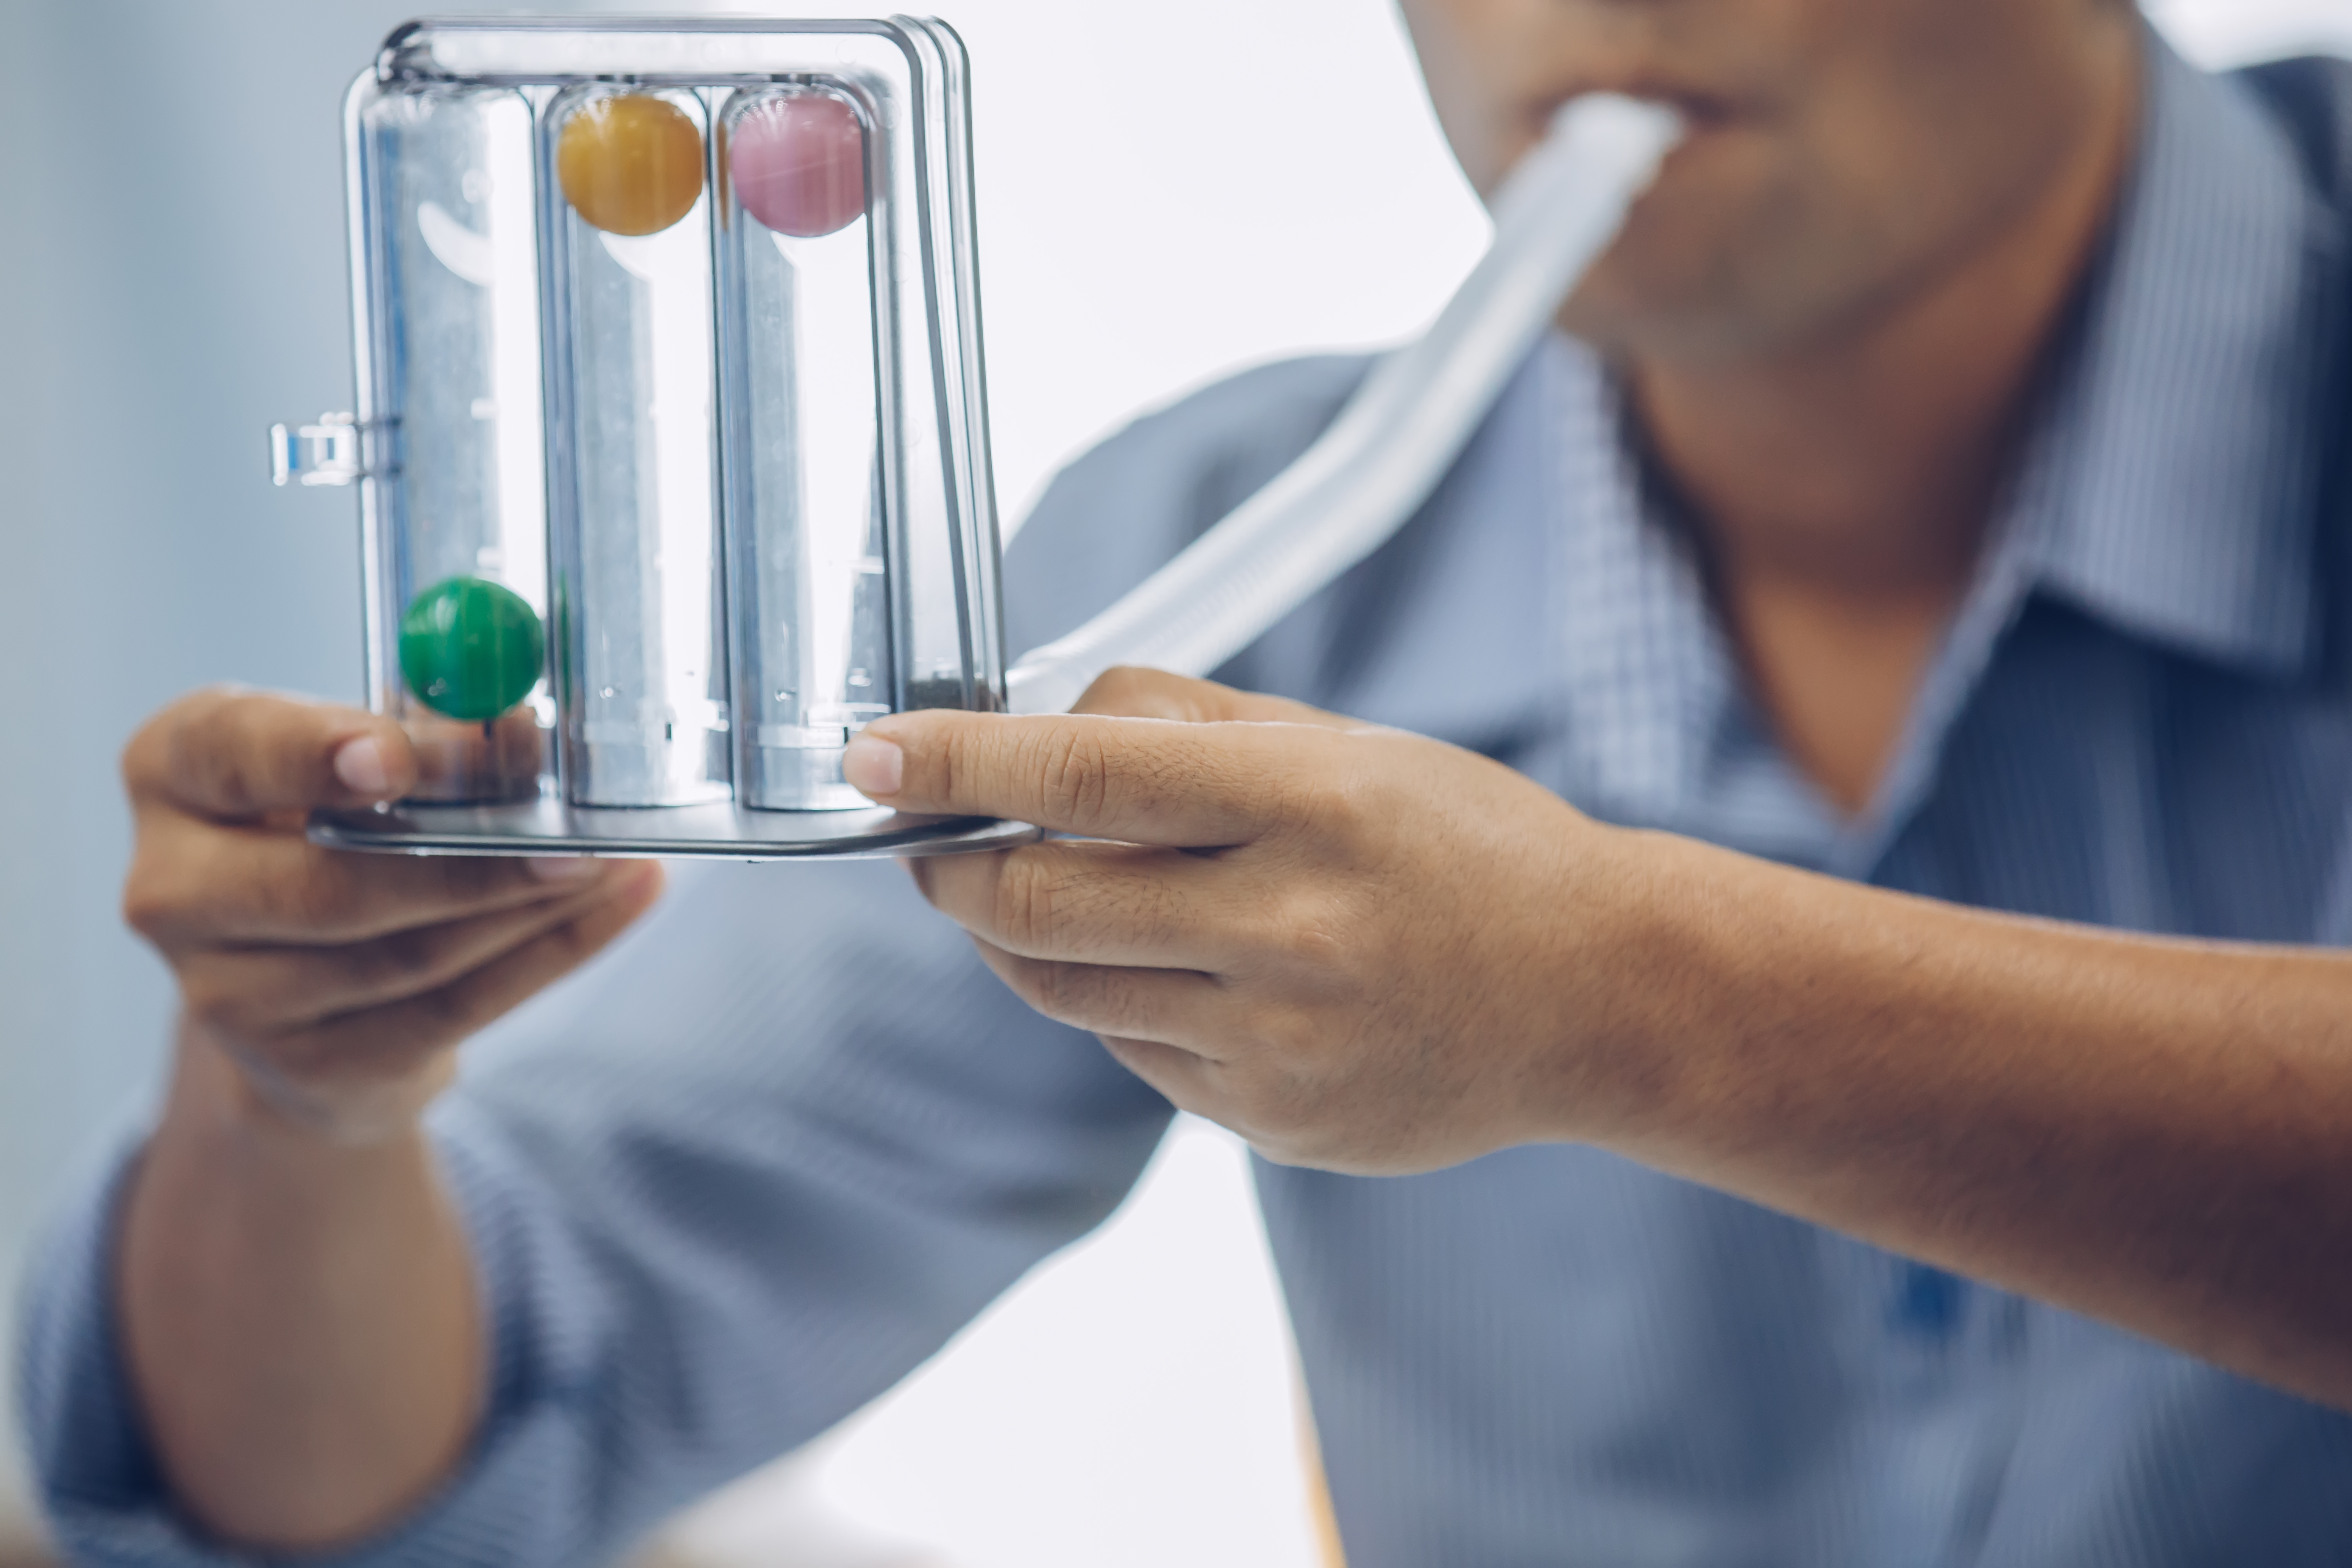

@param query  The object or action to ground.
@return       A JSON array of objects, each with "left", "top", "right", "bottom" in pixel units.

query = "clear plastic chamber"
[{"left": 338, "top": 16, "right": 1002, "bottom": 826}]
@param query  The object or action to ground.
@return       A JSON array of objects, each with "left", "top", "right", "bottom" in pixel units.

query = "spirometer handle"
[{"left": 1003, "top": 94, "right": 1683, "bottom": 717}]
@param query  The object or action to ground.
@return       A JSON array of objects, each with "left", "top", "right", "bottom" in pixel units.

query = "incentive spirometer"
[{"left": 276, "top": 15, "right": 1679, "bottom": 860}]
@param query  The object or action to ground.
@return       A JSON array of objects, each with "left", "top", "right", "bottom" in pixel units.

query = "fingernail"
[
  {"left": 842, "top": 733, "right": 903, "bottom": 797},
  {"left": 332, "top": 737, "right": 393, "bottom": 798},
  {"left": 527, "top": 855, "right": 602, "bottom": 882}
]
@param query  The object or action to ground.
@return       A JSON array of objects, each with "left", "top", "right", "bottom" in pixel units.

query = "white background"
[{"left": 2, "top": 2, "right": 2348, "bottom": 1563}]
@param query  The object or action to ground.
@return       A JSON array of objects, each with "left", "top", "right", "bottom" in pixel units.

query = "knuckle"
[
  {"left": 120, "top": 859, "right": 177, "bottom": 941},
  {"left": 999, "top": 952, "right": 1054, "bottom": 1013},
  {"left": 265, "top": 857, "right": 355, "bottom": 934},
  {"left": 541, "top": 911, "right": 604, "bottom": 966},
  {"left": 120, "top": 719, "right": 168, "bottom": 795},
  {"left": 1293, "top": 751, "right": 1390, "bottom": 847},
  {"left": 433, "top": 856, "right": 526, "bottom": 906},
  {"left": 178, "top": 967, "right": 263, "bottom": 1039},
  {"left": 363, "top": 923, "right": 445, "bottom": 989},
  {"left": 408, "top": 978, "right": 478, "bottom": 1039},
  {"left": 991, "top": 853, "right": 1063, "bottom": 950},
  {"left": 176, "top": 687, "right": 337, "bottom": 817},
  {"left": 168, "top": 689, "right": 263, "bottom": 805},
  {"left": 1094, "top": 666, "right": 1148, "bottom": 701},
  {"left": 1303, "top": 768, "right": 1370, "bottom": 838},
  {"left": 121, "top": 830, "right": 229, "bottom": 946},
  {"left": 1028, "top": 959, "right": 1075, "bottom": 1015},
  {"left": 1253, "top": 1001, "right": 1328, "bottom": 1064},
  {"left": 1270, "top": 888, "right": 1353, "bottom": 967},
  {"left": 1036, "top": 724, "right": 1115, "bottom": 830},
  {"left": 140, "top": 687, "right": 236, "bottom": 766},
  {"left": 1027, "top": 959, "right": 1099, "bottom": 1023},
  {"left": 515, "top": 908, "right": 612, "bottom": 988},
  {"left": 932, "top": 721, "right": 969, "bottom": 807},
  {"left": 1080, "top": 667, "right": 1175, "bottom": 719}
]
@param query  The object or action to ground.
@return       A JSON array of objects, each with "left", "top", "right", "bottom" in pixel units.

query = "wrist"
[
  {"left": 171, "top": 1014, "right": 447, "bottom": 1154},
  {"left": 1527, "top": 826, "right": 1779, "bottom": 1152}
]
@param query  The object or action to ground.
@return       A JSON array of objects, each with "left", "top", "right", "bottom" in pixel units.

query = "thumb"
[{"left": 125, "top": 687, "right": 419, "bottom": 819}]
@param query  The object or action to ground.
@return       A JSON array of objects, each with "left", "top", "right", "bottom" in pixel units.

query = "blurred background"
[{"left": 1, "top": 1, "right": 2346, "bottom": 1564}]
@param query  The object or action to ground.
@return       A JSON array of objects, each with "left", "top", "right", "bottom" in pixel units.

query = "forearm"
[
  {"left": 119, "top": 1020, "right": 483, "bottom": 1550},
  {"left": 1587, "top": 831, "right": 2352, "bottom": 1407}
]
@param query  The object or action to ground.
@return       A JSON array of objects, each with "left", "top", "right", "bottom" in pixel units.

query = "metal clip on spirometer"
[{"left": 268, "top": 413, "right": 367, "bottom": 487}]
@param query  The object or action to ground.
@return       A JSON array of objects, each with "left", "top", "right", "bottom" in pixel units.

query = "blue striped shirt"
[{"left": 22, "top": 35, "right": 2352, "bottom": 1567}]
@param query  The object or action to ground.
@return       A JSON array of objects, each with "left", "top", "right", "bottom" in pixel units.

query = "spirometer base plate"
[{"left": 309, "top": 799, "right": 1040, "bottom": 860}]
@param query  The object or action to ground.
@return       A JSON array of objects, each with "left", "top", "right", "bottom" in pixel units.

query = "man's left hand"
[{"left": 843, "top": 668, "right": 1654, "bottom": 1173}]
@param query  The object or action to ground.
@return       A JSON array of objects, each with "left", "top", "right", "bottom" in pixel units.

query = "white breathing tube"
[{"left": 1003, "top": 94, "right": 1684, "bottom": 716}]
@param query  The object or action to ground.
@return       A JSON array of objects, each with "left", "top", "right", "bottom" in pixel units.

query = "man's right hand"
[
  {"left": 122, "top": 686, "right": 662, "bottom": 1142},
  {"left": 113, "top": 687, "right": 662, "bottom": 1550}
]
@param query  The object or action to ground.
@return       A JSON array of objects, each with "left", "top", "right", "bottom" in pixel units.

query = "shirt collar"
[
  {"left": 1545, "top": 343, "right": 1839, "bottom": 850},
  {"left": 2025, "top": 35, "right": 2344, "bottom": 677}
]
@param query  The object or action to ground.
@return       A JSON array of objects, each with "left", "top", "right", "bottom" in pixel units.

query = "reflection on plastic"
[
  {"left": 719, "top": 84, "right": 890, "bottom": 809},
  {"left": 359, "top": 84, "right": 549, "bottom": 801},
  {"left": 550, "top": 86, "right": 730, "bottom": 808}
]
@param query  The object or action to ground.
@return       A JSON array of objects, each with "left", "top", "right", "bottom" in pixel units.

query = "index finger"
[
  {"left": 124, "top": 687, "right": 418, "bottom": 819},
  {"left": 846, "top": 708, "right": 1328, "bottom": 846}
]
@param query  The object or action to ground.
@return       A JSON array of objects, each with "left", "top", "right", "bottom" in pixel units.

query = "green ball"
[{"left": 398, "top": 576, "right": 545, "bottom": 722}]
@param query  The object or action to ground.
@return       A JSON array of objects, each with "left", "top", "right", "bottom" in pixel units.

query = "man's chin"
[
  {"left": 1557, "top": 255, "right": 1791, "bottom": 367},
  {"left": 1557, "top": 186, "right": 1869, "bottom": 364}
]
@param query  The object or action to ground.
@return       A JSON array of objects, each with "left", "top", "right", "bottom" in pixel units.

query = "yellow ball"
[{"left": 558, "top": 95, "right": 705, "bottom": 236}]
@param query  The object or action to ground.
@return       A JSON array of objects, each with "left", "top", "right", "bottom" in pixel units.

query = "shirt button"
[{"left": 1891, "top": 1264, "right": 1964, "bottom": 1337}]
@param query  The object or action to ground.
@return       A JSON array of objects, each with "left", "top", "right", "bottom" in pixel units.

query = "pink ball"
[{"left": 730, "top": 92, "right": 867, "bottom": 238}]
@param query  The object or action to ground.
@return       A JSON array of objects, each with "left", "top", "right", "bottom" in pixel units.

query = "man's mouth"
[{"left": 1533, "top": 79, "right": 1749, "bottom": 139}]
